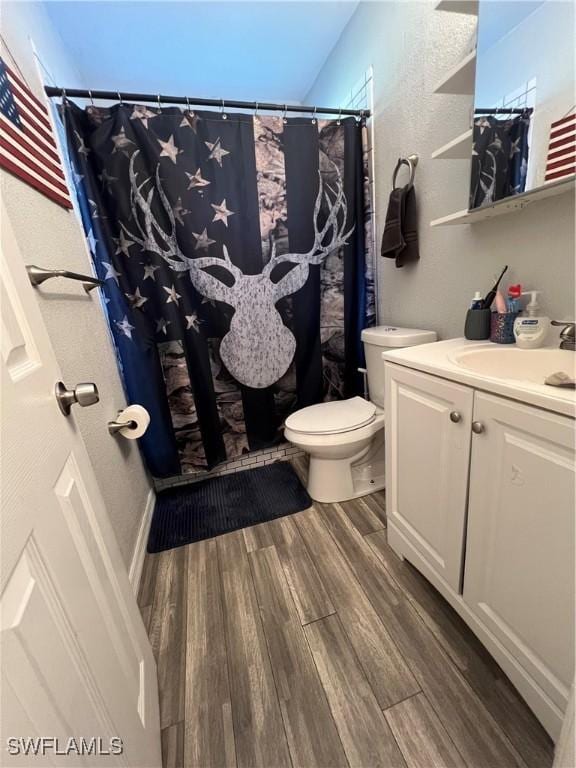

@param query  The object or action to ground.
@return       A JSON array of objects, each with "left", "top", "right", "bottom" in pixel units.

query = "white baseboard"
[{"left": 129, "top": 488, "right": 155, "bottom": 595}]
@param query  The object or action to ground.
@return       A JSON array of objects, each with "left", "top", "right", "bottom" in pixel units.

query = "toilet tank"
[{"left": 361, "top": 326, "right": 437, "bottom": 407}]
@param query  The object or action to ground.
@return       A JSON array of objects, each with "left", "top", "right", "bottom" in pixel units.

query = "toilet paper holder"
[
  {"left": 108, "top": 404, "right": 150, "bottom": 438},
  {"left": 108, "top": 416, "right": 137, "bottom": 435}
]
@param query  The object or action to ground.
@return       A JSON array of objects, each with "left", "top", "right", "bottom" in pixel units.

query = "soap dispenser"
[{"left": 513, "top": 291, "right": 551, "bottom": 349}]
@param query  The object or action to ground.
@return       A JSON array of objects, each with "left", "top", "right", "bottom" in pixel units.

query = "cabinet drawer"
[
  {"left": 464, "top": 392, "right": 575, "bottom": 712},
  {"left": 385, "top": 364, "right": 473, "bottom": 592}
]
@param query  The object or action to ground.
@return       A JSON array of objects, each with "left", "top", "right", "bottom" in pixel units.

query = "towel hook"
[{"left": 392, "top": 154, "right": 419, "bottom": 189}]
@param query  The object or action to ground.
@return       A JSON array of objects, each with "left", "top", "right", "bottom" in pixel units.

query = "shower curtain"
[
  {"left": 469, "top": 112, "right": 530, "bottom": 209},
  {"left": 63, "top": 101, "right": 375, "bottom": 477}
]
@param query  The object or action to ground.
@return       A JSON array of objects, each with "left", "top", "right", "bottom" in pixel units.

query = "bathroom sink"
[
  {"left": 452, "top": 346, "right": 576, "bottom": 386},
  {"left": 382, "top": 338, "right": 575, "bottom": 418}
]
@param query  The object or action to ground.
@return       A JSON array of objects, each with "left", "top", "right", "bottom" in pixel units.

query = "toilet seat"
[{"left": 284, "top": 396, "right": 377, "bottom": 436}]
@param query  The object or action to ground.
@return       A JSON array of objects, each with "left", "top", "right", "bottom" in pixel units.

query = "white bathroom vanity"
[{"left": 383, "top": 338, "right": 575, "bottom": 741}]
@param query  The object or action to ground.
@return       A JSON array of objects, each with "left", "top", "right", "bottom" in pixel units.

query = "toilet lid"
[{"left": 285, "top": 397, "right": 377, "bottom": 435}]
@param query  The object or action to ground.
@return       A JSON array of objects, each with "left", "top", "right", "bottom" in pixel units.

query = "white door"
[
  {"left": 463, "top": 392, "right": 575, "bottom": 720},
  {"left": 1, "top": 205, "right": 161, "bottom": 767},
  {"left": 385, "top": 363, "right": 473, "bottom": 592}
]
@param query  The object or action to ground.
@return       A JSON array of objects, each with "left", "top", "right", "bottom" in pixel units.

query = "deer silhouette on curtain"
[{"left": 62, "top": 101, "right": 375, "bottom": 477}]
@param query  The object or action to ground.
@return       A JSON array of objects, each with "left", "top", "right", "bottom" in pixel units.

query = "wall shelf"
[
  {"left": 435, "top": 0, "right": 478, "bottom": 15},
  {"left": 431, "top": 129, "right": 473, "bottom": 160},
  {"left": 430, "top": 176, "right": 575, "bottom": 227},
  {"left": 433, "top": 50, "right": 476, "bottom": 95}
]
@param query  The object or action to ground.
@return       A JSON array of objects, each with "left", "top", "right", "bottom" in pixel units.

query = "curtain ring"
[
  {"left": 221, "top": 98, "right": 227, "bottom": 120},
  {"left": 282, "top": 104, "right": 288, "bottom": 124},
  {"left": 311, "top": 106, "right": 317, "bottom": 125}
]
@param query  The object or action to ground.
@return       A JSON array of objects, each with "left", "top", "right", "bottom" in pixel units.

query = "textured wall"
[
  {"left": 1, "top": 1, "right": 152, "bottom": 569},
  {"left": 306, "top": 1, "right": 575, "bottom": 339}
]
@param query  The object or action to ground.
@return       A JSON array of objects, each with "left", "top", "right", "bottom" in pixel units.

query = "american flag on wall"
[
  {"left": 545, "top": 112, "right": 575, "bottom": 183},
  {"left": 0, "top": 57, "right": 72, "bottom": 209}
]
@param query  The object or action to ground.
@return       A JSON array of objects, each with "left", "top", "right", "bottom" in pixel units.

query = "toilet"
[{"left": 284, "top": 326, "right": 437, "bottom": 502}]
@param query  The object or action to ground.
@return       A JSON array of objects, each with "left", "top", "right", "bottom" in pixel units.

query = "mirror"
[{"left": 470, "top": 0, "right": 575, "bottom": 210}]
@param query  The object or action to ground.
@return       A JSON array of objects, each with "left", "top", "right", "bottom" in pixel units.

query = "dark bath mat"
[{"left": 147, "top": 461, "right": 312, "bottom": 553}]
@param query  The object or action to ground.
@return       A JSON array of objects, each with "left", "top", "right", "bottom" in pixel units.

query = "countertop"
[{"left": 382, "top": 338, "right": 576, "bottom": 419}]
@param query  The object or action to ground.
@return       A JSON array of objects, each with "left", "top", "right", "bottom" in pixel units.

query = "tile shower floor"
[{"left": 138, "top": 457, "right": 553, "bottom": 768}]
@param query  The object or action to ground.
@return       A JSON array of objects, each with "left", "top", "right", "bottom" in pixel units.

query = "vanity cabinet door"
[
  {"left": 385, "top": 363, "right": 473, "bottom": 592},
  {"left": 464, "top": 392, "right": 575, "bottom": 714}
]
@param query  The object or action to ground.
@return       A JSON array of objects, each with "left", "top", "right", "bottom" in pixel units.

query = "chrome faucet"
[{"left": 551, "top": 321, "right": 576, "bottom": 351}]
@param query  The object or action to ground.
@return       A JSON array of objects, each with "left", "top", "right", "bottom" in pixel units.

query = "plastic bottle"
[
  {"left": 494, "top": 290, "right": 507, "bottom": 314},
  {"left": 507, "top": 284, "right": 522, "bottom": 313},
  {"left": 470, "top": 291, "right": 483, "bottom": 310},
  {"left": 513, "top": 291, "right": 551, "bottom": 349}
]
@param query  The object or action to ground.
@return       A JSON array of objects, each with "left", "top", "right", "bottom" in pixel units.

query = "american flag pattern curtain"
[
  {"left": 62, "top": 100, "right": 375, "bottom": 477},
  {"left": 469, "top": 113, "right": 531, "bottom": 209}
]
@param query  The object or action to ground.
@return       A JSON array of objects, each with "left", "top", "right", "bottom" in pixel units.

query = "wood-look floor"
[{"left": 138, "top": 457, "right": 554, "bottom": 768}]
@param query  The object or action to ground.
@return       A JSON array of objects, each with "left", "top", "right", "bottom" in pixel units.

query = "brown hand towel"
[{"left": 380, "top": 184, "right": 419, "bottom": 268}]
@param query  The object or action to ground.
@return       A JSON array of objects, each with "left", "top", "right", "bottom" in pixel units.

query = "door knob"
[
  {"left": 449, "top": 411, "right": 462, "bottom": 423},
  {"left": 55, "top": 381, "right": 99, "bottom": 416},
  {"left": 471, "top": 421, "right": 485, "bottom": 434}
]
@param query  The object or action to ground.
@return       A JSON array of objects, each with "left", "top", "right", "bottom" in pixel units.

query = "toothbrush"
[{"left": 481, "top": 265, "right": 508, "bottom": 310}]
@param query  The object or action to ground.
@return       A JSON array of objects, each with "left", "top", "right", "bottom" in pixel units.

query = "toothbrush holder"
[
  {"left": 464, "top": 308, "right": 491, "bottom": 340},
  {"left": 490, "top": 312, "right": 518, "bottom": 344}
]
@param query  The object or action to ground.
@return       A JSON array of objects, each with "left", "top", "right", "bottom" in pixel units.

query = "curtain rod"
[
  {"left": 474, "top": 107, "right": 533, "bottom": 115},
  {"left": 44, "top": 86, "right": 370, "bottom": 118}
]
